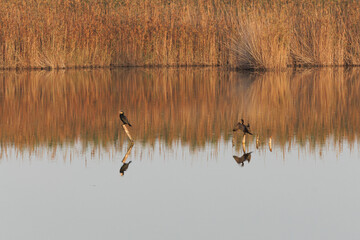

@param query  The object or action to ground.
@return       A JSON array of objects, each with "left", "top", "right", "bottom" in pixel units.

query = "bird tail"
[
  {"left": 248, "top": 131, "right": 253, "bottom": 135},
  {"left": 128, "top": 123, "right": 132, "bottom": 127}
]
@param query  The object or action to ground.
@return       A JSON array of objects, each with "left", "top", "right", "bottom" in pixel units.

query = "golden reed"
[
  {"left": 0, "top": 68, "right": 359, "bottom": 151},
  {"left": 0, "top": 0, "right": 359, "bottom": 69}
]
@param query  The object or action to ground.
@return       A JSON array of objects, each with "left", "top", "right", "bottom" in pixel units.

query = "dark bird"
[
  {"left": 120, "top": 161, "right": 132, "bottom": 176},
  {"left": 119, "top": 111, "right": 132, "bottom": 126},
  {"left": 233, "top": 152, "right": 252, "bottom": 167},
  {"left": 233, "top": 119, "right": 252, "bottom": 135}
]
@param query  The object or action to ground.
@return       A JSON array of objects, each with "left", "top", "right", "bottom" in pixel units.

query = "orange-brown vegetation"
[
  {"left": 0, "top": 0, "right": 359, "bottom": 69},
  {"left": 0, "top": 68, "right": 359, "bottom": 153}
]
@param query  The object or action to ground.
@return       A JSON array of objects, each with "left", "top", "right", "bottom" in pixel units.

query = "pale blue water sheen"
[
  {"left": 1, "top": 138, "right": 360, "bottom": 240},
  {"left": 1, "top": 68, "right": 360, "bottom": 240}
]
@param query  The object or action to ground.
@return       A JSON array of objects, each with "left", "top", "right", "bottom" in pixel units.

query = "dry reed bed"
[
  {"left": 0, "top": 0, "right": 359, "bottom": 69},
  {"left": 0, "top": 68, "right": 359, "bottom": 152}
]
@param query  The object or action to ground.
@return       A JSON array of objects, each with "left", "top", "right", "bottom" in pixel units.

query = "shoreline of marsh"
[
  {"left": 2, "top": 64, "right": 360, "bottom": 72},
  {"left": 1, "top": 0, "right": 360, "bottom": 70}
]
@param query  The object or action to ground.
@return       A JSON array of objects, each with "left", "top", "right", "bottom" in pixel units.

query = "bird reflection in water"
[
  {"left": 120, "top": 161, "right": 132, "bottom": 176},
  {"left": 120, "top": 142, "right": 134, "bottom": 176},
  {"left": 233, "top": 151, "right": 252, "bottom": 167}
]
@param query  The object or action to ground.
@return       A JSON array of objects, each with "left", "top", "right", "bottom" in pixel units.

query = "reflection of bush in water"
[{"left": 0, "top": 68, "right": 359, "bottom": 152}]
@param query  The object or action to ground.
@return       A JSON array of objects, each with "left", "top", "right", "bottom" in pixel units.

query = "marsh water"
[{"left": 0, "top": 68, "right": 360, "bottom": 240}]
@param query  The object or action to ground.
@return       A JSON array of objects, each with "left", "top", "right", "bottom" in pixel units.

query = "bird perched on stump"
[
  {"left": 119, "top": 111, "right": 132, "bottom": 126},
  {"left": 233, "top": 119, "right": 252, "bottom": 135}
]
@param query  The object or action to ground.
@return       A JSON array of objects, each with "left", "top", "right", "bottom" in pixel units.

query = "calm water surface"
[{"left": 0, "top": 68, "right": 360, "bottom": 240}]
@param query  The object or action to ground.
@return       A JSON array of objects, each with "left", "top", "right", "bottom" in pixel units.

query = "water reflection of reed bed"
[
  {"left": 0, "top": 68, "right": 359, "bottom": 154},
  {"left": 246, "top": 69, "right": 360, "bottom": 148}
]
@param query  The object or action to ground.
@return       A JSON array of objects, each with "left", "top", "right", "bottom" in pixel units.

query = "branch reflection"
[{"left": 120, "top": 143, "right": 134, "bottom": 176}]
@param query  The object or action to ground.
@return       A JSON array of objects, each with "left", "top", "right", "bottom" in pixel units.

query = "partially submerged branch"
[{"left": 122, "top": 124, "right": 134, "bottom": 142}]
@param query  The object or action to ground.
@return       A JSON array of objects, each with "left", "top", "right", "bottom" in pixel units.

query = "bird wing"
[
  {"left": 233, "top": 155, "right": 245, "bottom": 164},
  {"left": 121, "top": 114, "right": 131, "bottom": 125},
  {"left": 233, "top": 122, "right": 242, "bottom": 131},
  {"left": 244, "top": 126, "right": 252, "bottom": 135}
]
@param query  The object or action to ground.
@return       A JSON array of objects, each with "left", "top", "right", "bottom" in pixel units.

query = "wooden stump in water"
[{"left": 122, "top": 124, "right": 134, "bottom": 142}]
